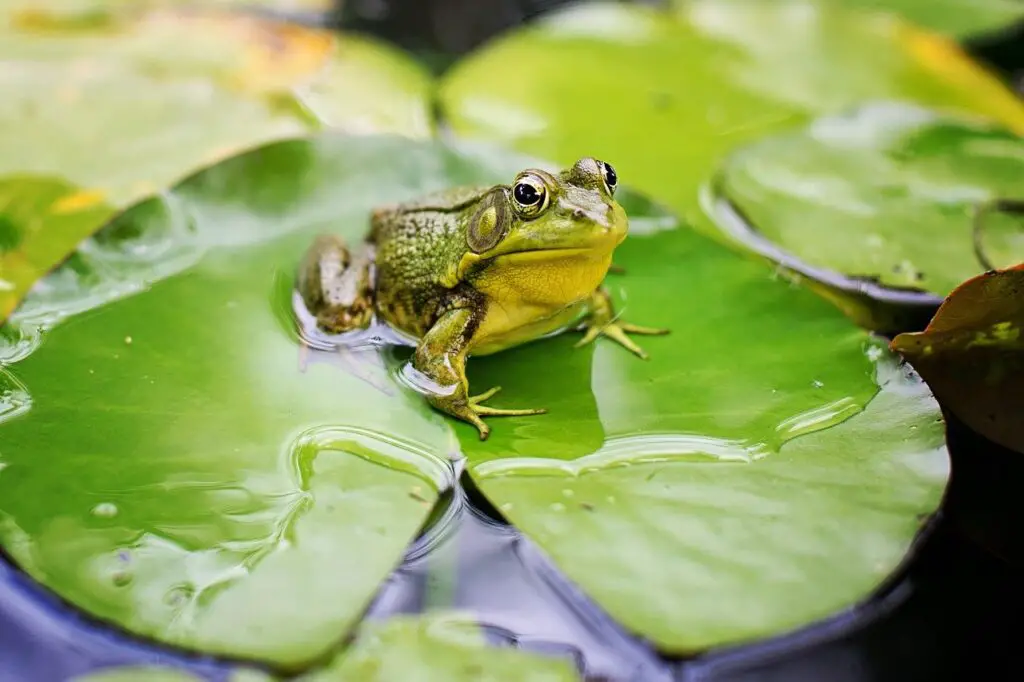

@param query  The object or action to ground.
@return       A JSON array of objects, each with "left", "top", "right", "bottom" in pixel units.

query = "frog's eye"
[
  {"left": 599, "top": 161, "right": 618, "bottom": 195},
  {"left": 511, "top": 176, "right": 549, "bottom": 217}
]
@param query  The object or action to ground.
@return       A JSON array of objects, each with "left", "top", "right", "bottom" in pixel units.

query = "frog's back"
[
  {"left": 390, "top": 185, "right": 493, "bottom": 213},
  {"left": 370, "top": 185, "right": 492, "bottom": 336}
]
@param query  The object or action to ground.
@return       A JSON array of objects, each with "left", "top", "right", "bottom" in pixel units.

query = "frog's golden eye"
[
  {"left": 599, "top": 160, "right": 617, "bottom": 195},
  {"left": 511, "top": 175, "right": 549, "bottom": 217}
]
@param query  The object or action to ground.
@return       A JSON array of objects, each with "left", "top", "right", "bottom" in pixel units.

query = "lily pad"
[
  {"left": 457, "top": 198, "right": 948, "bottom": 652},
  {"left": 0, "top": 1, "right": 432, "bottom": 324},
  {"left": 710, "top": 102, "right": 1024, "bottom": 330},
  {"left": 0, "top": 135, "right": 476, "bottom": 671},
  {"left": 306, "top": 614, "right": 580, "bottom": 682},
  {"left": 1, "top": 1, "right": 337, "bottom": 25},
  {"left": 438, "top": 0, "right": 1024, "bottom": 322},
  {"left": 835, "top": 0, "right": 1024, "bottom": 38},
  {"left": 892, "top": 264, "right": 1024, "bottom": 453}
]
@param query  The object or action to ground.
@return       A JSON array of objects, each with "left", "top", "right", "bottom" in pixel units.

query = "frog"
[{"left": 297, "top": 157, "right": 668, "bottom": 440}]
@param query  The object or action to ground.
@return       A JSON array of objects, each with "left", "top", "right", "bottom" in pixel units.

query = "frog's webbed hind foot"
[
  {"left": 297, "top": 233, "right": 376, "bottom": 334},
  {"left": 437, "top": 387, "right": 546, "bottom": 441},
  {"left": 412, "top": 309, "right": 547, "bottom": 440}
]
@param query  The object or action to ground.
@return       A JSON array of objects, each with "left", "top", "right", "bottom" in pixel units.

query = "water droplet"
[
  {"left": 550, "top": 503, "right": 566, "bottom": 512},
  {"left": 812, "top": 380, "right": 824, "bottom": 388},
  {"left": 562, "top": 489, "right": 574, "bottom": 497},
  {"left": 91, "top": 502, "right": 118, "bottom": 518},
  {"left": 124, "top": 335, "right": 132, "bottom": 345},
  {"left": 164, "top": 583, "right": 195, "bottom": 606},
  {"left": 111, "top": 571, "right": 132, "bottom": 587},
  {"left": 500, "top": 502, "right": 513, "bottom": 512},
  {"left": 605, "top": 496, "right": 616, "bottom": 504}
]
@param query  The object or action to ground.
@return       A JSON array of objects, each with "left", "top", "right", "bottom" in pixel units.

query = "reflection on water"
[
  {"left": 474, "top": 433, "right": 765, "bottom": 478},
  {"left": 771, "top": 396, "right": 864, "bottom": 447}
]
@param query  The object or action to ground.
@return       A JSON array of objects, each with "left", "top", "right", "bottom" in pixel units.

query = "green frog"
[{"left": 297, "top": 157, "right": 668, "bottom": 439}]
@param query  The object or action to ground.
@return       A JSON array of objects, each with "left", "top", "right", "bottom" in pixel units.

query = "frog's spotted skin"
[{"left": 297, "top": 157, "right": 669, "bottom": 439}]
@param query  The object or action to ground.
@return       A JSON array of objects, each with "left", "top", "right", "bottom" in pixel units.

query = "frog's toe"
[
  {"left": 470, "top": 386, "right": 546, "bottom": 419},
  {"left": 576, "top": 321, "right": 668, "bottom": 359},
  {"left": 602, "top": 324, "right": 649, "bottom": 360},
  {"left": 469, "top": 413, "right": 491, "bottom": 441},
  {"left": 573, "top": 326, "right": 602, "bottom": 349},
  {"left": 469, "top": 386, "right": 502, "bottom": 405},
  {"left": 618, "top": 322, "right": 670, "bottom": 336},
  {"left": 474, "top": 405, "right": 547, "bottom": 417}
]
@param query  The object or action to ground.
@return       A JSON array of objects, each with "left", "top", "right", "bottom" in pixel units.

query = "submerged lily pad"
[
  {"left": 0, "top": 1, "right": 431, "bottom": 324},
  {"left": 438, "top": 0, "right": 1024, "bottom": 327},
  {"left": 307, "top": 614, "right": 580, "bottom": 682},
  {"left": 71, "top": 613, "right": 581, "bottom": 681},
  {"left": 710, "top": 102, "right": 1024, "bottom": 330},
  {"left": 0, "top": 133, "right": 947, "bottom": 664}
]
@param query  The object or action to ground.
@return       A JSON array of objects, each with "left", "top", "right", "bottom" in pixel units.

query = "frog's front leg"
[
  {"left": 413, "top": 307, "right": 545, "bottom": 440},
  {"left": 575, "top": 287, "right": 669, "bottom": 360}
]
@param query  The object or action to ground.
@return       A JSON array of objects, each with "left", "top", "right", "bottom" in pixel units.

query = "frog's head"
[{"left": 456, "top": 157, "right": 627, "bottom": 280}]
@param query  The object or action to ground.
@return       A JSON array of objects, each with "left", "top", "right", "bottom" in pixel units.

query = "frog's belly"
[{"left": 470, "top": 299, "right": 588, "bottom": 356}]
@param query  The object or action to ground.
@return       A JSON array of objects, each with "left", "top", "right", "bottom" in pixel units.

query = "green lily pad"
[
  {"left": 0, "top": 5, "right": 432, "bottom": 205},
  {"left": 1, "top": 0, "right": 334, "bottom": 16},
  {"left": 710, "top": 102, "right": 1024, "bottom": 329},
  {"left": 306, "top": 614, "right": 580, "bottom": 682},
  {"left": 438, "top": 0, "right": 1024, "bottom": 326},
  {"left": 457, "top": 197, "right": 948, "bottom": 653},
  {"left": 0, "top": 135, "right": 475, "bottom": 671},
  {"left": 835, "top": 0, "right": 1024, "bottom": 38},
  {"left": 0, "top": 1, "right": 431, "bottom": 324}
]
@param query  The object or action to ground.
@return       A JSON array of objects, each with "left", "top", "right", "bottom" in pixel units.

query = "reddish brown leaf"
[{"left": 891, "top": 264, "right": 1024, "bottom": 452}]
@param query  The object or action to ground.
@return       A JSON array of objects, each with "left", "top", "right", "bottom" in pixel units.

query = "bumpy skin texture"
[{"left": 297, "top": 157, "right": 668, "bottom": 439}]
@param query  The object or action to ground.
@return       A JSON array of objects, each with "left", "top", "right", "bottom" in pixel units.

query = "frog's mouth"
[{"left": 457, "top": 247, "right": 615, "bottom": 282}]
